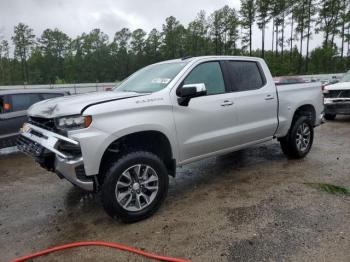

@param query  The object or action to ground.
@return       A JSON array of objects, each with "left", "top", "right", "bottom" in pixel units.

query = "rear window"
[
  {"left": 11, "top": 93, "right": 41, "bottom": 112},
  {"left": 41, "top": 93, "right": 64, "bottom": 100},
  {"left": 227, "top": 61, "right": 264, "bottom": 91}
]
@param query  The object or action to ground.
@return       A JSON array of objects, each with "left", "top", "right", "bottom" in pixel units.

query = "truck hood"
[
  {"left": 325, "top": 82, "right": 350, "bottom": 91},
  {"left": 28, "top": 91, "right": 145, "bottom": 118}
]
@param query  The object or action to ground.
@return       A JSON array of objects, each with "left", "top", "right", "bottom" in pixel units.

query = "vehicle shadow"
[{"left": 168, "top": 142, "right": 287, "bottom": 198}]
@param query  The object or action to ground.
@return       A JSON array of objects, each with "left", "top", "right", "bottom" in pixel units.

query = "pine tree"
[
  {"left": 294, "top": 0, "right": 308, "bottom": 73},
  {"left": 339, "top": 0, "right": 350, "bottom": 58},
  {"left": 256, "top": 0, "right": 271, "bottom": 58},
  {"left": 240, "top": 0, "right": 256, "bottom": 56},
  {"left": 145, "top": 29, "right": 162, "bottom": 63},
  {"left": 12, "top": 23, "right": 35, "bottom": 83},
  {"left": 305, "top": 0, "right": 317, "bottom": 72},
  {"left": 317, "top": 0, "right": 342, "bottom": 47},
  {"left": 161, "top": 16, "right": 186, "bottom": 59}
]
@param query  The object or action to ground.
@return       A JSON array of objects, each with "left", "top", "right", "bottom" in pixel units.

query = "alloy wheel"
[
  {"left": 296, "top": 123, "right": 311, "bottom": 152},
  {"left": 115, "top": 164, "right": 159, "bottom": 212}
]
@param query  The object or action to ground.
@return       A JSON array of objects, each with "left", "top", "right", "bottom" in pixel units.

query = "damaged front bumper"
[
  {"left": 17, "top": 123, "right": 94, "bottom": 191},
  {"left": 324, "top": 98, "right": 350, "bottom": 115}
]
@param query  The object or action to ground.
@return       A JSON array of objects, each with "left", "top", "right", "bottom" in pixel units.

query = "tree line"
[{"left": 0, "top": 0, "right": 349, "bottom": 85}]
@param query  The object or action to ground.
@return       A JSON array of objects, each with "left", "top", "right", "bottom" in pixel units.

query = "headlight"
[{"left": 56, "top": 115, "right": 92, "bottom": 130}]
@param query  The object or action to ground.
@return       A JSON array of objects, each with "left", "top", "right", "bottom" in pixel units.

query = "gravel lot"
[{"left": 1, "top": 118, "right": 349, "bottom": 262}]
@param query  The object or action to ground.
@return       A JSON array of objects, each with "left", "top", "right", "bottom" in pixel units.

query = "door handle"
[
  {"left": 265, "top": 95, "right": 275, "bottom": 100},
  {"left": 221, "top": 100, "right": 234, "bottom": 106}
]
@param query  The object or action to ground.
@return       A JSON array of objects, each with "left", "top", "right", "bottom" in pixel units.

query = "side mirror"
[{"left": 177, "top": 83, "right": 207, "bottom": 106}]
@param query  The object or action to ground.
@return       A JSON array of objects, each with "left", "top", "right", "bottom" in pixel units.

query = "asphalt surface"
[{"left": 1, "top": 117, "right": 350, "bottom": 262}]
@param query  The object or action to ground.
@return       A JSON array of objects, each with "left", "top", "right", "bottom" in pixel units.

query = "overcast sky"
[
  {"left": 0, "top": 0, "right": 341, "bottom": 55},
  {"left": 0, "top": 0, "right": 236, "bottom": 39}
]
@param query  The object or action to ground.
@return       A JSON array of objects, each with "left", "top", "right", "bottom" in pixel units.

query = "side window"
[
  {"left": 227, "top": 61, "right": 264, "bottom": 92},
  {"left": 41, "top": 93, "right": 64, "bottom": 100},
  {"left": 183, "top": 62, "right": 226, "bottom": 95},
  {"left": 11, "top": 94, "right": 41, "bottom": 112}
]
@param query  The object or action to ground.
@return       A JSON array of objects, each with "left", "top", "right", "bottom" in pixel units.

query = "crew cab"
[
  {"left": 18, "top": 56, "right": 324, "bottom": 222},
  {"left": 323, "top": 70, "right": 350, "bottom": 120}
]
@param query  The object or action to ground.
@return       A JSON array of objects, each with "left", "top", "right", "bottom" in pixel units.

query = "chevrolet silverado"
[{"left": 18, "top": 56, "right": 324, "bottom": 222}]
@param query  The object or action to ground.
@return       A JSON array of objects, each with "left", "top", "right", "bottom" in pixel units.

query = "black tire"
[
  {"left": 280, "top": 116, "right": 314, "bottom": 159},
  {"left": 324, "top": 113, "right": 336, "bottom": 120},
  {"left": 101, "top": 151, "right": 169, "bottom": 223}
]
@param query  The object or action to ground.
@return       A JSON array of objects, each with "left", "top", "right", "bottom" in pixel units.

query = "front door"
[{"left": 172, "top": 61, "right": 238, "bottom": 163}]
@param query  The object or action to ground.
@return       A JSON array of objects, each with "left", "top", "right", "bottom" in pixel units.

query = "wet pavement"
[{"left": 1, "top": 117, "right": 350, "bottom": 261}]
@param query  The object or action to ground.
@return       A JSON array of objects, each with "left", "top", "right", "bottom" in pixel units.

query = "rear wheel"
[
  {"left": 324, "top": 113, "right": 336, "bottom": 120},
  {"left": 280, "top": 116, "right": 314, "bottom": 159},
  {"left": 101, "top": 151, "right": 169, "bottom": 223}
]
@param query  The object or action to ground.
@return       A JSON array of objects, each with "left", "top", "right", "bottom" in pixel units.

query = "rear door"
[{"left": 224, "top": 60, "right": 278, "bottom": 144}]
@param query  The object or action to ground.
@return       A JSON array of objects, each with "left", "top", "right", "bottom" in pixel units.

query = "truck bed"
[{"left": 275, "top": 82, "right": 324, "bottom": 137}]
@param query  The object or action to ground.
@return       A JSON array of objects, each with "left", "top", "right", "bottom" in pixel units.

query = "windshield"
[
  {"left": 116, "top": 62, "right": 188, "bottom": 93},
  {"left": 340, "top": 71, "right": 350, "bottom": 83}
]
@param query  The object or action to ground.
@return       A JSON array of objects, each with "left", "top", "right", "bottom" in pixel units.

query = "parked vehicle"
[
  {"left": 18, "top": 56, "right": 323, "bottom": 222},
  {"left": 274, "top": 76, "right": 306, "bottom": 85},
  {"left": 0, "top": 89, "right": 69, "bottom": 148},
  {"left": 323, "top": 70, "right": 350, "bottom": 120}
]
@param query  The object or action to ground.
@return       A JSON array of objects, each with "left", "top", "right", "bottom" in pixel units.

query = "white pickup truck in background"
[
  {"left": 18, "top": 56, "right": 324, "bottom": 222},
  {"left": 323, "top": 70, "right": 350, "bottom": 120}
]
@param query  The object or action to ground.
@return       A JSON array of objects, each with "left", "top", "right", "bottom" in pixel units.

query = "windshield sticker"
[{"left": 151, "top": 78, "right": 171, "bottom": 84}]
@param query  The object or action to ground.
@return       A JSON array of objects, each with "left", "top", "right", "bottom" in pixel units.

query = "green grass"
[{"left": 304, "top": 183, "right": 350, "bottom": 196}]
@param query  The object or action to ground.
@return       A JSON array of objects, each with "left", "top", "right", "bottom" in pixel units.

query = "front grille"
[
  {"left": 28, "top": 117, "right": 56, "bottom": 132},
  {"left": 325, "top": 90, "right": 350, "bottom": 98},
  {"left": 17, "top": 135, "right": 45, "bottom": 157}
]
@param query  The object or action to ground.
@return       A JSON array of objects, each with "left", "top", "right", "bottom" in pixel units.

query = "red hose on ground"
[{"left": 11, "top": 241, "right": 191, "bottom": 262}]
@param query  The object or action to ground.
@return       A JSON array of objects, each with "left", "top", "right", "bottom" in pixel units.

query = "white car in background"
[{"left": 324, "top": 70, "right": 350, "bottom": 120}]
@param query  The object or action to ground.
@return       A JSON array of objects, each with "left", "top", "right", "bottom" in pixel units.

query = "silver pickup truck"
[{"left": 18, "top": 56, "right": 324, "bottom": 222}]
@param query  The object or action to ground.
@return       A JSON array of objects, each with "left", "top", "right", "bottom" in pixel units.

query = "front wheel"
[
  {"left": 280, "top": 116, "right": 314, "bottom": 159},
  {"left": 101, "top": 151, "right": 169, "bottom": 223}
]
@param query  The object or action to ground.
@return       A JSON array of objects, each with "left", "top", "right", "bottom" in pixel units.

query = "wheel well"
[
  {"left": 293, "top": 104, "right": 316, "bottom": 126},
  {"left": 98, "top": 131, "right": 175, "bottom": 184}
]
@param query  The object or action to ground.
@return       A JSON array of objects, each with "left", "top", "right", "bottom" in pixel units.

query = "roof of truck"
[{"left": 156, "top": 55, "right": 264, "bottom": 65}]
